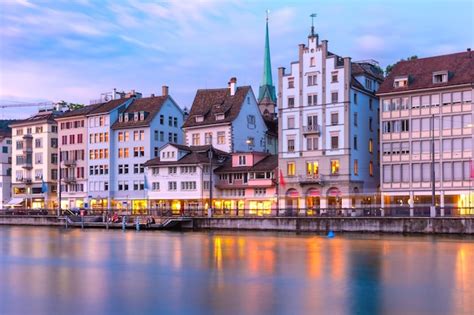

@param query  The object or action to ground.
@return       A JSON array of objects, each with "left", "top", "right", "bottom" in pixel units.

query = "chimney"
[
  {"left": 150, "top": 93, "right": 155, "bottom": 98},
  {"left": 229, "top": 77, "right": 237, "bottom": 96},
  {"left": 162, "top": 85, "right": 169, "bottom": 96}
]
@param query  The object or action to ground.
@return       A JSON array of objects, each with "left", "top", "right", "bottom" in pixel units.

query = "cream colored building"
[
  {"left": 377, "top": 51, "right": 473, "bottom": 215},
  {"left": 10, "top": 110, "right": 60, "bottom": 208}
]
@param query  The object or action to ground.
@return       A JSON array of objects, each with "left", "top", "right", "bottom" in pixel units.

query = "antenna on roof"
[{"left": 310, "top": 13, "right": 317, "bottom": 36}]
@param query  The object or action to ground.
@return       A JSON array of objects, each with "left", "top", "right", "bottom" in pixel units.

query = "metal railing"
[{"left": 1, "top": 207, "right": 473, "bottom": 219}]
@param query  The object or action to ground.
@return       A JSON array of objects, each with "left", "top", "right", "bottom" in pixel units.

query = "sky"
[{"left": 0, "top": 0, "right": 472, "bottom": 118}]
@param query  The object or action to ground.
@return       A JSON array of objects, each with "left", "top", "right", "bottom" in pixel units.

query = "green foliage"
[
  {"left": 58, "top": 100, "right": 85, "bottom": 111},
  {"left": 385, "top": 55, "right": 418, "bottom": 76}
]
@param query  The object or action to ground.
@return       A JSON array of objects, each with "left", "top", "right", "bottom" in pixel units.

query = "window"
[
  {"left": 353, "top": 93, "right": 358, "bottom": 104},
  {"left": 288, "top": 97, "right": 295, "bottom": 108},
  {"left": 307, "top": 94, "right": 317, "bottom": 106},
  {"left": 255, "top": 188, "right": 267, "bottom": 196},
  {"left": 181, "top": 181, "right": 197, "bottom": 191},
  {"left": 173, "top": 117, "right": 178, "bottom": 127},
  {"left": 369, "top": 161, "right": 374, "bottom": 176},
  {"left": 152, "top": 182, "right": 160, "bottom": 191},
  {"left": 35, "top": 138, "right": 42, "bottom": 148},
  {"left": 307, "top": 74, "right": 317, "bottom": 86},
  {"left": 247, "top": 115, "right": 256, "bottom": 128},
  {"left": 369, "top": 139, "right": 373, "bottom": 153},
  {"left": 310, "top": 57, "right": 315, "bottom": 67},
  {"left": 365, "top": 78, "right": 373, "bottom": 90},
  {"left": 433, "top": 71, "right": 448, "bottom": 84},
  {"left": 331, "top": 160, "right": 340, "bottom": 175},
  {"left": 287, "top": 116, "right": 295, "bottom": 129},
  {"left": 307, "top": 115, "right": 318, "bottom": 130},
  {"left": 354, "top": 159, "right": 359, "bottom": 175},
  {"left": 287, "top": 162, "right": 295, "bottom": 176},
  {"left": 331, "top": 136, "right": 339, "bottom": 149},
  {"left": 306, "top": 161, "right": 319, "bottom": 176},
  {"left": 369, "top": 117, "right": 373, "bottom": 132},
  {"left": 238, "top": 155, "right": 246, "bottom": 165},
  {"left": 331, "top": 72, "right": 338, "bottom": 83},
  {"left": 443, "top": 162, "right": 452, "bottom": 181},
  {"left": 204, "top": 132, "right": 213, "bottom": 145},
  {"left": 288, "top": 77, "right": 294, "bottom": 88},
  {"left": 216, "top": 131, "right": 225, "bottom": 144},
  {"left": 287, "top": 139, "right": 295, "bottom": 152},
  {"left": 159, "top": 115, "right": 164, "bottom": 124},
  {"left": 168, "top": 181, "right": 177, "bottom": 191},
  {"left": 369, "top": 98, "right": 373, "bottom": 110},
  {"left": 168, "top": 167, "right": 177, "bottom": 175},
  {"left": 331, "top": 113, "right": 338, "bottom": 125},
  {"left": 306, "top": 136, "right": 318, "bottom": 151},
  {"left": 394, "top": 77, "right": 408, "bottom": 88},
  {"left": 331, "top": 92, "right": 338, "bottom": 103},
  {"left": 168, "top": 116, "right": 173, "bottom": 126},
  {"left": 192, "top": 133, "right": 200, "bottom": 146},
  {"left": 353, "top": 136, "right": 358, "bottom": 150},
  {"left": 354, "top": 112, "right": 358, "bottom": 126}
]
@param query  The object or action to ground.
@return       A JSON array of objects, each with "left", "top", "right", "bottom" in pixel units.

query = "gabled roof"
[
  {"left": 351, "top": 62, "right": 384, "bottom": 82},
  {"left": 88, "top": 98, "right": 129, "bottom": 115},
  {"left": 111, "top": 96, "right": 169, "bottom": 130},
  {"left": 182, "top": 86, "right": 251, "bottom": 128},
  {"left": 214, "top": 154, "right": 278, "bottom": 173},
  {"left": 10, "top": 111, "right": 61, "bottom": 127},
  {"left": 144, "top": 144, "right": 228, "bottom": 167},
  {"left": 56, "top": 103, "right": 104, "bottom": 120},
  {"left": 378, "top": 51, "right": 473, "bottom": 94}
]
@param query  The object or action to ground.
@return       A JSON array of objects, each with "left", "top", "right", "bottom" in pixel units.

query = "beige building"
[
  {"left": 377, "top": 51, "right": 473, "bottom": 215},
  {"left": 10, "top": 110, "right": 61, "bottom": 208}
]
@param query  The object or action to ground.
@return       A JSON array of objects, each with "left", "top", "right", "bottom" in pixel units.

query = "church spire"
[{"left": 258, "top": 11, "right": 276, "bottom": 106}]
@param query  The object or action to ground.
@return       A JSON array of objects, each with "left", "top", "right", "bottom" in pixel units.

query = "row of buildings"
[{"left": 1, "top": 20, "right": 473, "bottom": 214}]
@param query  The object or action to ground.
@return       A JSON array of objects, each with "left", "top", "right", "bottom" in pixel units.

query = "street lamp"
[{"left": 207, "top": 146, "right": 214, "bottom": 218}]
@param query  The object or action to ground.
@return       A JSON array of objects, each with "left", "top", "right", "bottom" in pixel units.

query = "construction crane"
[{"left": 0, "top": 101, "right": 59, "bottom": 119}]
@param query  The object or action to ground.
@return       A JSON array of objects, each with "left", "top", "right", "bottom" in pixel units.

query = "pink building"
[{"left": 214, "top": 152, "right": 277, "bottom": 215}]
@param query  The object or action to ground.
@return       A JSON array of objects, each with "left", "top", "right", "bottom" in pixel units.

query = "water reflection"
[{"left": 0, "top": 227, "right": 473, "bottom": 315}]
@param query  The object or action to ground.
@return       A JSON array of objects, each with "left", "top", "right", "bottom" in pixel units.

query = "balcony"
[
  {"left": 63, "top": 176, "right": 76, "bottom": 183},
  {"left": 63, "top": 160, "right": 76, "bottom": 167},
  {"left": 22, "top": 161, "right": 33, "bottom": 170},
  {"left": 17, "top": 177, "right": 32, "bottom": 184},
  {"left": 22, "top": 146, "right": 33, "bottom": 153},
  {"left": 302, "top": 125, "right": 321, "bottom": 135},
  {"left": 298, "top": 174, "right": 322, "bottom": 185},
  {"left": 22, "top": 134, "right": 33, "bottom": 140}
]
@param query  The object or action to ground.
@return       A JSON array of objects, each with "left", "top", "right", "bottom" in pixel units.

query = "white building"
[
  {"left": 145, "top": 144, "right": 228, "bottom": 213},
  {"left": 0, "top": 124, "right": 12, "bottom": 208},
  {"left": 182, "top": 78, "right": 270, "bottom": 153},
  {"left": 111, "top": 87, "right": 184, "bottom": 212},
  {"left": 278, "top": 26, "right": 383, "bottom": 212},
  {"left": 10, "top": 111, "right": 60, "bottom": 208}
]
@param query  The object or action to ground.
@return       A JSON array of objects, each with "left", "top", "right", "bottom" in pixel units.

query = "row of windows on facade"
[
  {"left": 60, "top": 150, "right": 85, "bottom": 162},
  {"left": 382, "top": 90, "right": 472, "bottom": 112},
  {"left": 60, "top": 120, "right": 84, "bottom": 130},
  {"left": 382, "top": 161, "right": 472, "bottom": 183},
  {"left": 16, "top": 138, "right": 58, "bottom": 150},
  {"left": 117, "top": 147, "right": 145, "bottom": 158},
  {"left": 117, "top": 180, "right": 146, "bottom": 191},
  {"left": 15, "top": 151, "right": 61, "bottom": 165},
  {"left": 382, "top": 138, "right": 472, "bottom": 156},
  {"left": 192, "top": 132, "right": 227, "bottom": 146},
  {"left": 382, "top": 114, "right": 472, "bottom": 133},
  {"left": 15, "top": 126, "right": 57, "bottom": 136},
  {"left": 287, "top": 136, "right": 373, "bottom": 152},
  {"left": 153, "top": 130, "right": 179, "bottom": 143},
  {"left": 286, "top": 160, "right": 374, "bottom": 177},
  {"left": 61, "top": 134, "right": 84, "bottom": 145},
  {"left": 15, "top": 169, "right": 58, "bottom": 181},
  {"left": 286, "top": 113, "right": 374, "bottom": 131},
  {"left": 287, "top": 71, "right": 341, "bottom": 88},
  {"left": 217, "top": 171, "right": 274, "bottom": 182},
  {"left": 60, "top": 167, "right": 85, "bottom": 179},
  {"left": 60, "top": 183, "right": 84, "bottom": 193},
  {"left": 117, "top": 164, "right": 145, "bottom": 174},
  {"left": 150, "top": 166, "right": 209, "bottom": 175}
]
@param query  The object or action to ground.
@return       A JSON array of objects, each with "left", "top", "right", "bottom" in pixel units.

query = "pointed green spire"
[{"left": 258, "top": 13, "right": 276, "bottom": 104}]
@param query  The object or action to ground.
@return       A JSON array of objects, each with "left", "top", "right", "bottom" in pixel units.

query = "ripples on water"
[{"left": 0, "top": 227, "right": 473, "bottom": 315}]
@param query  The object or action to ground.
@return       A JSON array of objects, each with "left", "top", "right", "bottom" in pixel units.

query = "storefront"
[
  {"left": 285, "top": 189, "right": 299, "bottom": 210},
  {"left": 306, "top": 188, "right": 320, "bottom": 215},
  {"left": 248, "top": 200, "right": 272, "bottom": 216},
  {"left": 327, "top": 187, "right": 342, "bottom": 209}
]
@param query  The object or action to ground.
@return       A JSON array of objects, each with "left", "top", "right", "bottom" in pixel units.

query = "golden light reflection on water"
[{"left": 1, "top": 228, "right": 473, "bottom": 315}]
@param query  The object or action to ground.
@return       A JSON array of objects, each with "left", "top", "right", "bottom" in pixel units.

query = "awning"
[
  {"left": 6, "top": 198, "right": 24, "bottom": 206},
  {"left": 286, "top": 189, "right": 299, "bottom": 198},
  {"left": 307, "top": 189, "right": 320, "bottom": 197}
]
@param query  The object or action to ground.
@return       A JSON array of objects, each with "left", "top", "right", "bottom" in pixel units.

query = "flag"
[
  {"left": 471, "top": 160, "right": 474, "bottom": 179},
  {"left": 144, "top": 173, "right": 149, "bottom": 190},
  {"left": 279, "top": 169, "right": 286, "bottom": 186},
  {"left": 41, "top": 176, "right": 48, "bottom": 193}
]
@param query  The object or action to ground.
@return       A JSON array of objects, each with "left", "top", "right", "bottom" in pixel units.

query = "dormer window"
[
  {"left": 394, "top": 76, "right": 408, "bottom": 88},
  {"left": 195, "top": 115, "right": 204, "bottom": 123},
  {"left": 134, "top": 112, "right": 139, "bottom": 121},
  {"left": 215, "top": 113, "right": 225, "bottom": 121},
  {"left": 140, "top": 111, "right": 145, "bottom": 120},
  {"left": 365, "top": 78, "right": 373, "bottom": 90},
  {"left": 433, "top": 71, "right": 448, "bottom": 84}
]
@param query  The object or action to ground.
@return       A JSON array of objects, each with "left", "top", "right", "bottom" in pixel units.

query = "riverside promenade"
[{"left": 1, "top": 207, "right": 473, "bottom": 234}]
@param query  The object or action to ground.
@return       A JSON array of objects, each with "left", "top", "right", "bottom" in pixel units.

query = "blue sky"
[{"left": 0, "top": 0, "right": 472, "bottom": 118}]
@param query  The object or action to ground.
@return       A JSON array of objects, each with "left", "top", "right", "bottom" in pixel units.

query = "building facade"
[
  {"left": 145, "top": 144, "right": 228, "bottom": 213},
  {"left": 278, "top": 27, "right": 383, "bottom": 213},
  {"left": 377, "top": 51, "right": 473, "bottom": 214},
  {"left": 0, "top": 123, "right": 12, "bottom": 208},
  {"left": 214, "top": 152, "right": 278, "bottom": 215},
  {"left": 56, "top": 104, "right": 102, "bottom": 209},
  {"left": 10, "top": 111, "right": 60, "bottom": 208},
  {"left": 182, "top": 79, "right": 270, "bottom": 154},
  {"left": 111, "top": 88, "right": 184, "bottom": 212}
]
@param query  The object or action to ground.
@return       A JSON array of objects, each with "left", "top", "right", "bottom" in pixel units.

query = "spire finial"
[
  {"left": 266, "top": 9, "right": 269, "bottom": 22},
  {"left": 310, "top": 13, "right": 317, "bottom": 36}
]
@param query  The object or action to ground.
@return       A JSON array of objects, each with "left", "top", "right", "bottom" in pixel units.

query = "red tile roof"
[
  {"left": 56, "top": 103, "right": 104, "bottom": 120},
  {"left": 182, "top": 86, "right": 251, "bottom": 128},
  {"left": 10, "top": 111, "right": 61, "bottom": 126},
  {"left": 88, "top": 98, "right": 130, "bottom": 115},
  {"left": 378, "top": 51, "right": 474, "bottom": 94},
  {"left": 144, "top": 145, "right": 229, "bottom": 167}
]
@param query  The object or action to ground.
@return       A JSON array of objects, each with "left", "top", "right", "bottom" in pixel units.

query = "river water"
[{"left": 0, "top": 227, "right": 473, "bottom": 315}]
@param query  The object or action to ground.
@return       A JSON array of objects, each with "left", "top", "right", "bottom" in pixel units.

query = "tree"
[
  {"left": 57, "top": 100, "right": 85, "bottom": 111},
  {"left": 385, "top": 55, "right": 418, "bottom": 76}
]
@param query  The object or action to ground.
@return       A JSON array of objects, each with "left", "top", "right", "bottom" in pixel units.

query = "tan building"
[
  {"left": 377, "top": 50, "right": 473, "bottom": 215},
  {"left": 10, "top": 110, "right": 61, "bottom": 208}
]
